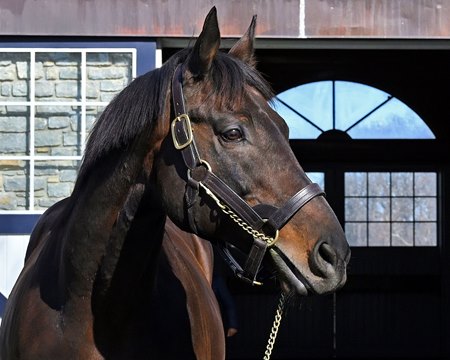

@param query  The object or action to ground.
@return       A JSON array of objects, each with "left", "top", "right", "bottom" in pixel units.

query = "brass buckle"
[{"left": 171, "top": 114, "right": 193, "bottom": 150}]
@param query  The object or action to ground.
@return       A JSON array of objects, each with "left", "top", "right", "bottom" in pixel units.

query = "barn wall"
[{"left": 0, "top": 0, "right": 450, "bottom": 38}]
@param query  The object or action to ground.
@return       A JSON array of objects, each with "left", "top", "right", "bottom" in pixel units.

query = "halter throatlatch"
[{"left": 171, "top": 64, "right": 325, "bottom": 285}]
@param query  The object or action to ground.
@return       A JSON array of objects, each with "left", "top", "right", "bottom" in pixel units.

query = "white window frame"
[{"left": 0, "top": 47, "right": 138, "bottom": 214}]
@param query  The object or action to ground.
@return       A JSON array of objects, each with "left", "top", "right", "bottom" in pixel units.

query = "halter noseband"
[{"left": 171, "top": 64, "right": 325, "bottom": 285}]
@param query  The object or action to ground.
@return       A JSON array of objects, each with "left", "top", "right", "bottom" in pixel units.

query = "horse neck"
[
  {"left": 90, "top": 183, "right": 167, "bottom": 333},
  {"left": 59, "top": 126, "right": 165, "bottom": 301}
]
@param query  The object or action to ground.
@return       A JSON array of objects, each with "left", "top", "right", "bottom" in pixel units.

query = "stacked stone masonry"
[{"left": 0, "top": 51, "right": 133, "bottom": 210}]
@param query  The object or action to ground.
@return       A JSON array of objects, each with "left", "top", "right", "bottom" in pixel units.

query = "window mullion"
[
  {"left": 29, "top": 51, "right": 36, "bottom": 211},
  {"left": 81, "top": 50, "right": 87, "bottom": 155}
]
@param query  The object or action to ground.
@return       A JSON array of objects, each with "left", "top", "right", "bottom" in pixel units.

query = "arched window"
[
  {"left": 273, "top": 80, "right": 435, "bottom": 140},
  {"left": 274, "top": 81, "right": 437, "bottom": 247}
]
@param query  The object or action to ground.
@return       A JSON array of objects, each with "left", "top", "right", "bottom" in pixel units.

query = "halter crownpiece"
[{"left": 171, "top": 64, "right": 325, "bottom": 285}]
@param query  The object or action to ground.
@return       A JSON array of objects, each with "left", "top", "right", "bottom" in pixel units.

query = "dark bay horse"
[
  {"left": 0, "top": 7, "right": 350, "bottom": 359},
  {"left": 17, "top": 198, "right": 224, "bottom": 359}
]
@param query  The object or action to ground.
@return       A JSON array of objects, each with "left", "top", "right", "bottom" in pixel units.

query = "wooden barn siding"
[{"left": 1, "top": 0, "right": 450, "bottom": 38}]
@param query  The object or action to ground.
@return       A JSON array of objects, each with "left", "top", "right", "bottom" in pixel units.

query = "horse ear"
[
  {"left": 187, "top": 7, "right": 221, "bottom": 77},
  {"left": 228, "top": 15, "right": 257, "bottom": 66}
]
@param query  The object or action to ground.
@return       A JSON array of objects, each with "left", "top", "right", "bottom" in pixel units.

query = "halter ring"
[{"left": 263, "top": 221, "right": 280, "bottom": 247}]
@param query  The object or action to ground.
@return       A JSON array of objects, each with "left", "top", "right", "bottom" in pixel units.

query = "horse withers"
[{"left": 0, "top": 7, "right": 350, "bottom": 360}]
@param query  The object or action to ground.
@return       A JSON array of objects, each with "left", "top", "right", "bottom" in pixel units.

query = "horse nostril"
[
  {"left": 309, "top": 241, "right": 338, "bottom": 277},
  {"left": 318, "top": 242, "right": 337, "bottom": 267}
]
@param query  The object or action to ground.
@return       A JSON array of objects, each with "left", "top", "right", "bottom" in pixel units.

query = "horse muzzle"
[{"left": 270, "top": 239, "right": 350, "bottom": 296}]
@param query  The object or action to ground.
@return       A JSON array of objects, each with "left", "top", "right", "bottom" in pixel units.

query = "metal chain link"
[
  {"left": 198, "top": 182, "right": 285, "bottom": 359},
  {"left": 263, "top": 293, "right": 286, "bottom": 360},
  {"left": 198, "top": 183, "right": 279, "bottom": 246}
]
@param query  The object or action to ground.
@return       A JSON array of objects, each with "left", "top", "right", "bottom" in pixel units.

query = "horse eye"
[{"left": 221, "top": 128, "right": 243, "bottom": 142}]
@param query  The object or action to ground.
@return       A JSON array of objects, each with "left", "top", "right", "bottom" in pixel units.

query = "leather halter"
[{"left": 171, "top": 64, "right": 325, "bottom": 285}]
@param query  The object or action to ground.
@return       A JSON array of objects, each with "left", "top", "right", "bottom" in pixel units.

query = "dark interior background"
[{"left": 164, "top": 46, "right": 450, "bottom": 359}]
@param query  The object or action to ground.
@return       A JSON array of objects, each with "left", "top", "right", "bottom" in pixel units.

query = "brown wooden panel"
[
  {"left": 0, "top": 0, "right": 300, "bottom": 37},
  {"left": 2, "top": 0, "right": 450, "bottom": 38},
  {"left": 305, "top": 0, "right": 450, "bottom": 38}
]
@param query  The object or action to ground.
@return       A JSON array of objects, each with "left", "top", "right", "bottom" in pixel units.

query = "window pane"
[
  {"left": 414, "top": 173, "right": 436, "bottom": 196},
  {"left": 335, "top": 81, "right": 390, "bottom": 130},
  {"left": 0, "top": 52, "right": 30, "bottom": 102},
  {"left": 0, "top": 160, "right": 29, "bottom": 210},
  {"left": 392, "top": 222, "right": 413, "bottom": 246},
  {"left": 368, "top": 172, "right": 390, "bottom": 196},
  {"left": 391, "top": 172, "right": 413, "bottom": 196},
  {"left": 415, "top": 223, "right": 437, "bottom": 246},
  {"left": 272, "top": 99, "right": 322, "bottom": 139},
  {"left": 35, "top": 52, "right": 81, "bottom": 102},
  {"left": 277, "top": 81, "right": 333, "bottom": 132},
  {"left": 348, "top": 98, "right": 435, "bottom": 139},
  {"left": 86, "top": 52, "right": 133, "bottom": 103},
  {"left": 34, "top": 160, "right": 79, "bottom": 209},
  {"left": 345, "top": 223, "right": 367, "bottom": 247},
  {"left": 368, "top": 223, "right": 390, "bottom": 246},
  {"left": 415, "top": 198, "right": 437, "bottom": 221},
  {"left": 0, "top": 106, "right": 29, "bottom": 155},
  {"left": 368, "top": 197, "right": 390, "bottom": 221},
  {"left": 345, "top": 198, "right": 367, "bottom": 221},
  {"left": 35, "top": 106, "right": 81, "bottom": 156},
  {"left": 345, "top": 172, "right": 367, "bottom": 196},
  {"left": 392, "top": 198, "right": 413, "bottom": 221}
]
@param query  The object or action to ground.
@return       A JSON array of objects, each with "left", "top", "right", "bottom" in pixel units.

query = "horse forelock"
[{"left": 205, "top": 52, "right": 274, "bottom": 110}]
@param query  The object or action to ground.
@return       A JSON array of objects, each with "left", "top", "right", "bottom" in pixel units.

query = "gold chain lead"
[
  {"left": 198, "top": 182, "right": 285, "bottom": 359},
  {"left": 263, "top": 293, "right": 286, "bottom": 360},
  {"left": 198, "top": 183, "right": 279, "bottom": 246}
]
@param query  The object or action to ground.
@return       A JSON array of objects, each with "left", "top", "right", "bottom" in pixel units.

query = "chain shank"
[
  {"left": 263, "top": 293, "right": 285, "bottom": 360},
  {"left": 199, "top": 183, "right": 279, "bottom": 246}
]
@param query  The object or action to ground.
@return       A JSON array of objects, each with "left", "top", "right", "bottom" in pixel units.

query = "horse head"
[{"left": 154, "top": 7, "right": 350, "bottom": 297}]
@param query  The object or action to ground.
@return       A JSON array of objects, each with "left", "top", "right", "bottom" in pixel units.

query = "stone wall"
[{"left": 0, "top": 51, "right": 133, "bottom": 210}]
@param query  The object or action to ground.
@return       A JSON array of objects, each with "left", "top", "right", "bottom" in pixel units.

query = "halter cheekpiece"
[{"left": 171, "top": 64, "right": 325, "bottom": 285}]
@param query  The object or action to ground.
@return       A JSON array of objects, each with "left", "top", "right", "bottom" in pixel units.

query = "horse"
[
  {"left": 20, "top": 197, "right": 224, "bottom": 359},
  {"left": 0, "top": 7, "right": 350, "bottom": 359}
]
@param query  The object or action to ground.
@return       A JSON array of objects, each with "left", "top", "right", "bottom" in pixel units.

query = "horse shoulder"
[{"left": 163, "top": 219, "right": 225, "bottom": 360}]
